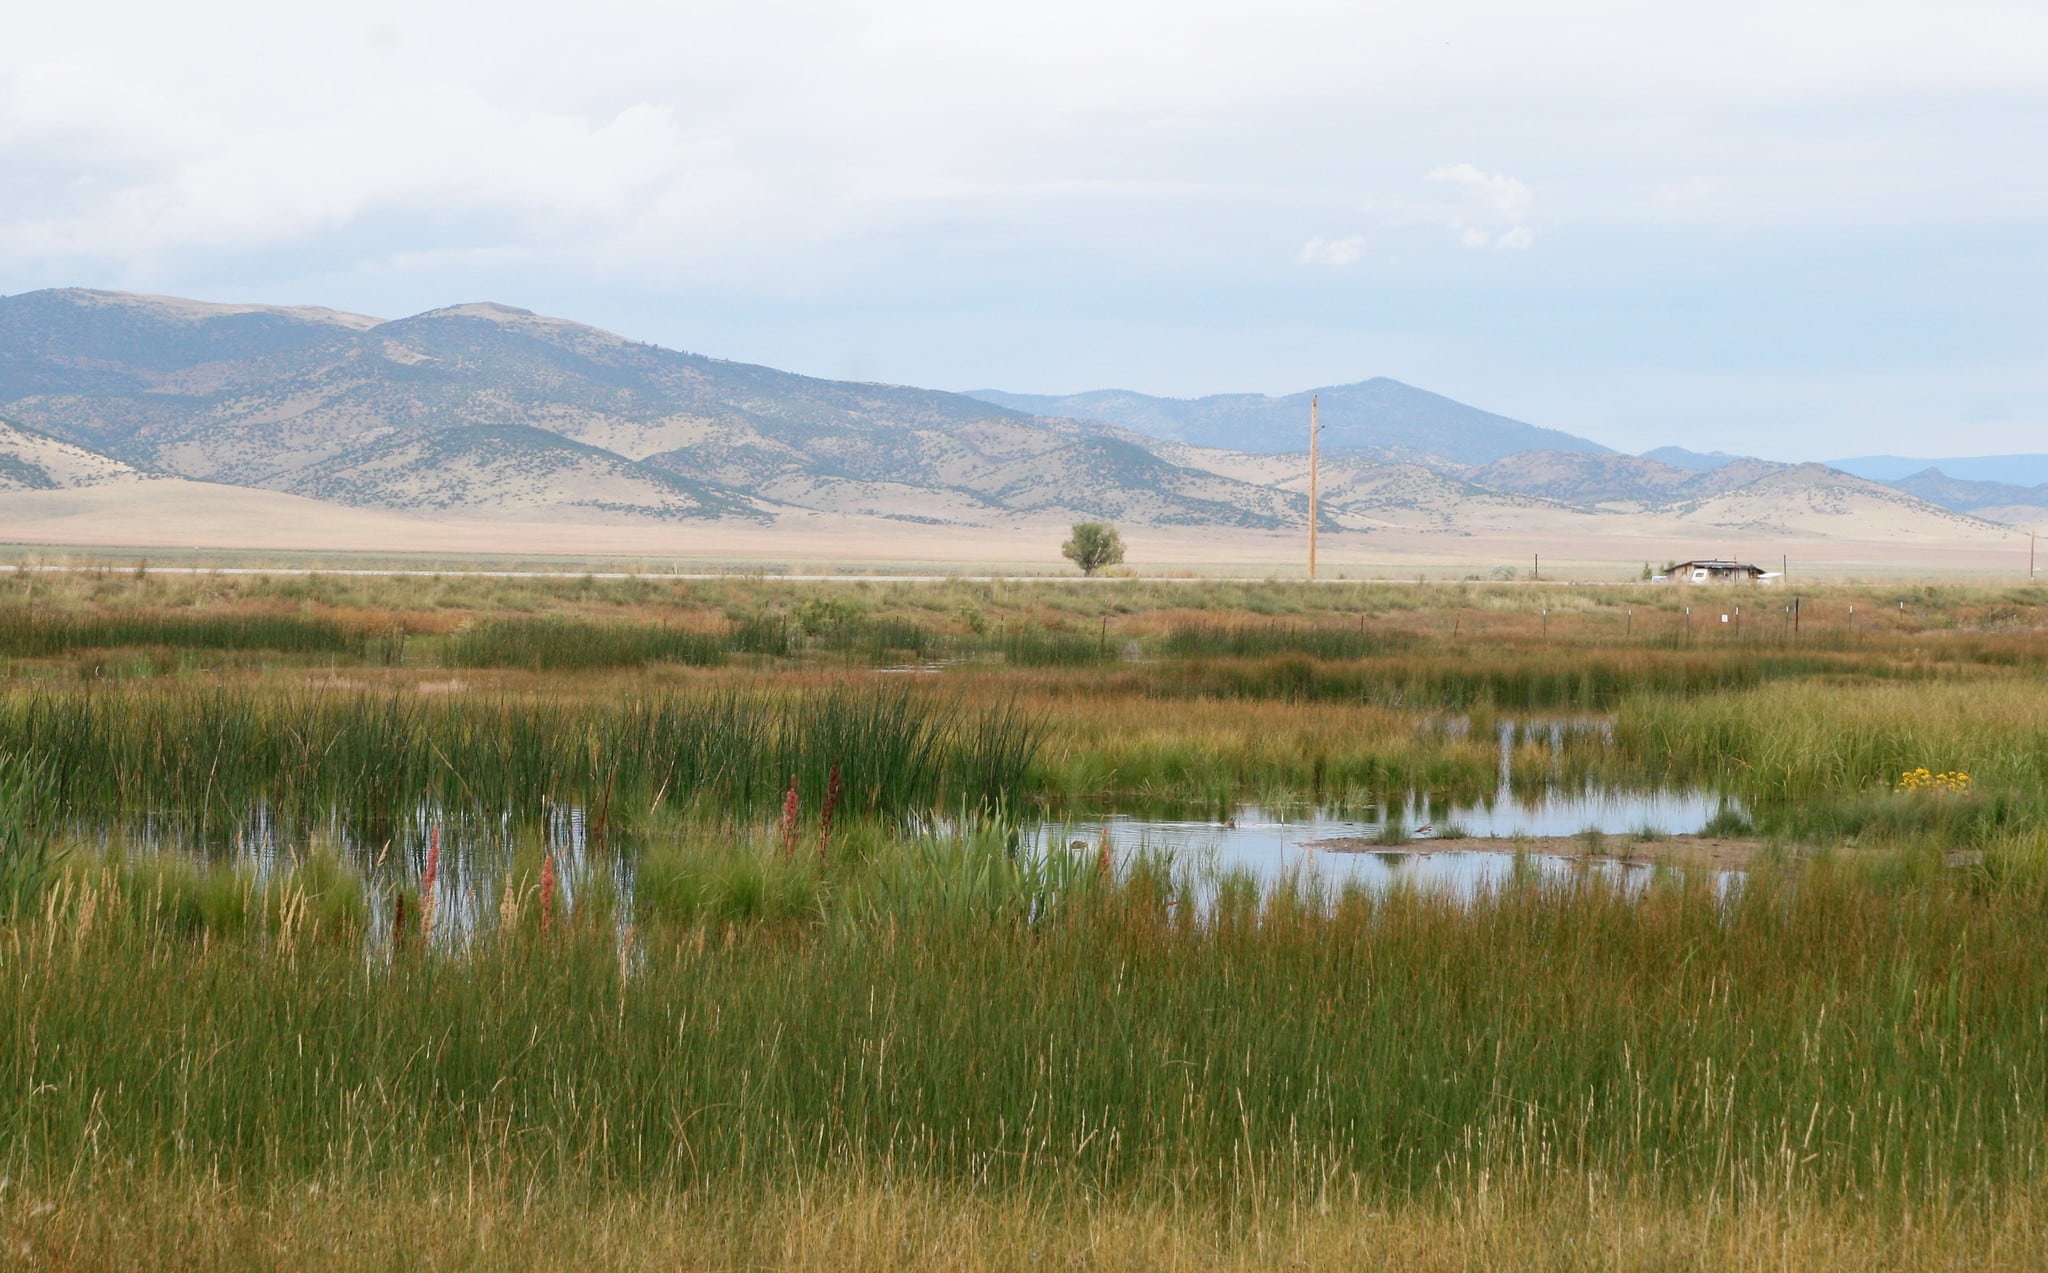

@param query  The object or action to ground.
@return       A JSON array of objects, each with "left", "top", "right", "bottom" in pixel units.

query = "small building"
[{"left": 1662, "top": 559, "right": 1771, "bottom": 584}]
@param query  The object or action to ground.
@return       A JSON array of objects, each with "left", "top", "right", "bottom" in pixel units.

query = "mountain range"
[
  {"left": 964, "top": 380, "right": 1607, "bottom": 467},
  {"left": 1830, "top": 455, "right": 2048, "bottom": 487},
  {"left": 0, "top": 288, "right": 2037, "bottom": 551}
]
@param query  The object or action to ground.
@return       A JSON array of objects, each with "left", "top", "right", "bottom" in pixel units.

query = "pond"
[
  {"left": 1025, "top": 785, "right": 1742, "bottom": 901},
  {"left": 75, "top": 716, "right": 1744, "bottom": 930},
  {"left": 1024, "top": 714, "right": 1745, "bottom": 894}
]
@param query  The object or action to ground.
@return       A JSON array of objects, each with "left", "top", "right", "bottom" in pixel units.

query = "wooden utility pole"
[{"left": 1308, "top": 395, "right": 1320, "bottom": 581}]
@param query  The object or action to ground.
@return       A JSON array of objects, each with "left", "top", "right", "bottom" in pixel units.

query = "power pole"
[{"left": 1308, "top": 395, "right": 1320, "bottom": 581}]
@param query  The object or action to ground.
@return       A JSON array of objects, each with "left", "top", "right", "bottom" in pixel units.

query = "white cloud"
[
  {"left": 0, "top": 0, "right": 2045, "bottom": 457},
  {"left": 1429, "top": 164, "right": 1535, "bottom": 251},
  {"left": 1296, "top": 235, "right": 1365, "bottom": 266}
]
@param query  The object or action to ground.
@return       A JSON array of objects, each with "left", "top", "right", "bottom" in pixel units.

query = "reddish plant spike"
[
  {"left": 780, "top": 774, "right": 801, "bottom": 858},
  {"left": 392, "top": 891, "right": 407, "bottom": 947}
]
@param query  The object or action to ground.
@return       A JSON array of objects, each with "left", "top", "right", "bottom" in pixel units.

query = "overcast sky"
[{"left": 4, "top": 1, "right": 2045, "bottom": 459}]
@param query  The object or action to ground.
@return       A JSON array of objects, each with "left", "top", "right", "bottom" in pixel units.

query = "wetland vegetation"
[{"left": 2, "top": 560, "right": 2046, "bottom": 1268}]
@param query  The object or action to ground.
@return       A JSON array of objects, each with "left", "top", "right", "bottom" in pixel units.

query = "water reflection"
[
  {"left": 68, "top": 713, "right": 1741, "bottom": 924},
  {"left": 84, "top": 801, "right": 635, "bottom": 950},
  {"left": 1025, "top": 782, "right": 1744, "bottom": 899}
]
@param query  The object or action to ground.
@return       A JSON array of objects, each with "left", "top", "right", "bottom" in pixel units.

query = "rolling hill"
[
  {"left": 0, "top": 418, "right": 142, "bottom": 491},
  {"left": 0, "top": 288, "right": 2020, "bottom": 556},
  {"left": 0, "top": 290, "right": 1294, "bottom": 528},
  {"left": 1879, "top": 468, "right": 2048, "bottom": 526}
]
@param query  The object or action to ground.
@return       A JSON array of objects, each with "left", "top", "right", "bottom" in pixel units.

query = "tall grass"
[
  {"left": 0, "top": 753, "right": 54, "bottom": 914},
  {"left": 1607, "top": 679, "right": 2048, "bottom": 848},
  {"left": 443, "top": 617, "right": 730, "bottom": 670},
  {"left": 441, "top": 613, "right": 1097, "bottom": 670},
  {"left": 0, "top": 606, "right": 395, "bottom": 660},
  {"left": 1162, "top": 620, "right": 1416, "bottom": 660},
  {"left": 1615, "top": 679, "right": 2048, "bottom": 801},
  {"left": 808, "top": 615, "right": 946, "bottom": 663},
  {"left": 1135, "top": 648, "right": 1941, "bottom": 710},
  {"left": 5, "top": 853, "right": 2048, "bottom": 1212},
  {"left": 0, "top": 685, "right": 1042, "bottom": 833},
  {"left": 440, "top": 613, "right": 801, "bottom": 669},
  {"left": 987, "top": 622, "right": 1114, "bottom": 667}
]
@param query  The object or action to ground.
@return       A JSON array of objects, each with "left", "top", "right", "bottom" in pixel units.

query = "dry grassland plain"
[
  {"left": 0, "top": 568, "right": 2045, "bottom": 1270},
  {"left": 0, "top": 474, "right": 2041, "bottom": 578}
]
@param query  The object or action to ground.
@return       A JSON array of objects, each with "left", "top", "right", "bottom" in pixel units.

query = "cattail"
[
  {"left": 818, "top": 762, "right": 842, "bottom": 860},
  {"left": 780, "top": 773, "right": 800, "bottom": 857},
  {"left": 540, "top": 853, "right": 558, "bottom": 936},
  {"left": 421, "top": 825, "right": 441, "bottom": 940},
  {"left": 392, "top": 891, "right": 407, "bottom": 947}
]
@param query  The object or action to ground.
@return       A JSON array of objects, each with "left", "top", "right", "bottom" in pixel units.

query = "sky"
[{"left": 3, "top": 0, "right": 2045, "bottom": 460}]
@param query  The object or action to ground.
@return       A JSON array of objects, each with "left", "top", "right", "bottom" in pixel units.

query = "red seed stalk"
[
  {"left": 780, "top": 774, "right": 801, "bottom": 857},
  {"left": 819, "top": 763, "right": 842, "bottom": 861},
  {"left": 540, "top": 853, "right": 558, "bottom": 936}
]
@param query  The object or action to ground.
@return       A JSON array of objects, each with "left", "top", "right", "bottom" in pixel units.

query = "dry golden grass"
[
  {"left": 9, "top": 1174, "right": 2045, "bottom": 1271},
  {"left": 0, "top": 471, "right": 2034, "bottom": 575}
]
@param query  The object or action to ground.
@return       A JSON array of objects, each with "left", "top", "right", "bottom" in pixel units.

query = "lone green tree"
[{"left": 1062, "top": 522, "right": 1126, "bottom": 576}]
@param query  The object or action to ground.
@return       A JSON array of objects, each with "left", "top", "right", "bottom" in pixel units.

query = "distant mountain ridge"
[
  {"left": 1831, "top": 454, "right": 2048, "bottom": 486},
  {"left": 0, "top": 288, "right": 2021, "bottom": 548},
  {"left": 1877, "top": 467, "right": 2048, "bottom": 528},
  {"left": 1885, "top": 468, "right": 2047, "bottom": 511},
  {"left": 0, "top": 289, "right": 1301, "bottom": 528},
  {"left": 1465, "top": 451, "right": 1781, "bottom": 506},
  {"left": 965, "top": 378, "right": 1610, "bottom": 467},
  {"left": 1640, "top": 446, "right": 1744, "bottom": 473}
]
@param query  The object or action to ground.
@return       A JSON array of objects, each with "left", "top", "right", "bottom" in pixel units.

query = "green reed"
[
  {"left": 443, "top": 617, "right": 731, "bottom": 670},
  {"left": 1615, "top": 679, "right": 2048, "bottom": 799},
  {"left": 0, "top": 606, "right": 390, "bottom": 659},
  {"left": 983, "top": 622, "right": 1114, "bottom": 667},
  {"left": 1136, "top": 648, "right": 1941, "bottom": 710},
  {"left": 0, "top": 685, "right": 1041, "bottom": 833},
  {"left": 1161, "top": 620, "right": 1417, "bottom": 660},
  {"left": 1612, "top": 678, "right": 2048, "bottom": 846},
  {"left": 5, "top": 848, "right": 2047, "bottom": 1209}
]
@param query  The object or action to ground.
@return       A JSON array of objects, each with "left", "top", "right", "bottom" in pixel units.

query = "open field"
[
  {"left": 0, "top": 474, "right": 2042, "bottom": 577},
  {"left": 1, "top": 572, "right": 2046, "bottom": 1268}
]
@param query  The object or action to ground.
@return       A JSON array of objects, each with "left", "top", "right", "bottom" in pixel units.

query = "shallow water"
[
  {"left": 84, "top": 713, "right": 1739, "bottom": 923},
  {"left": 86, "top": 802, "right": 631, "bottom": 949},
  {"left": 1026, "top": 769, "right": 1744, "bottom": 897},
  {"left": 1024, "top": 720, "right": 1744, "bottom": 896}
]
